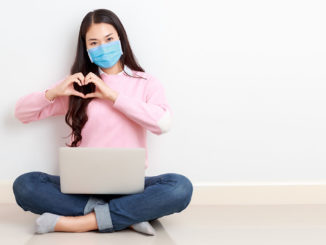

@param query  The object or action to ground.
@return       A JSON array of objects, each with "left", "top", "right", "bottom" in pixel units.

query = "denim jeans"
[{"left": 12, "top": 171, "right": 193, "bottom": 232}]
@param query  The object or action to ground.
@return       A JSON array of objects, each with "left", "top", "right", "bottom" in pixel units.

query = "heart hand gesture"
[
  {"left": 83, "top": 72, "right": 118, "bottom": 101},
  {"left": 53, "top": 72, "right": 118, "bottom": 102},
  {"left": 54, "top": 72, "right": 87, "bottom": 98}
]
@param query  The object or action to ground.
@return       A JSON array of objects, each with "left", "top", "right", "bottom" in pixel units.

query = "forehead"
[{"left": 86, "top": 23, "right": 117, "bottom": 40}]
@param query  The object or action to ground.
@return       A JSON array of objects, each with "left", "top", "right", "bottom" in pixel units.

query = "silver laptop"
[{"left": 59, "top": 147, "right": 146, "bottom": 195}]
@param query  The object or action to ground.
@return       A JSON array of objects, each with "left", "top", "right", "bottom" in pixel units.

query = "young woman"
[{"left": 12, "top": 9, "right": 193, "bottom": 235}]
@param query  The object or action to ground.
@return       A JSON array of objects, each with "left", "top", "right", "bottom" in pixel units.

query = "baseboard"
[
  {"left": 192, "top": 182, "right": 326, "bottom": 205},
  {"left": 2, "top": 180, "right": 326, "bottom": 205}
]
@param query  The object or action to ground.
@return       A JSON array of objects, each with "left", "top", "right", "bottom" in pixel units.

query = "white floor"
[{"left": 1, "top": 203, "right": 326, "bottom": 244}]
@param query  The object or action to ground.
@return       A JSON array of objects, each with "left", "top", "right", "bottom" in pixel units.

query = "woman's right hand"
[{"left": 52, "top": 73, "right": 86, "bottom": 99}]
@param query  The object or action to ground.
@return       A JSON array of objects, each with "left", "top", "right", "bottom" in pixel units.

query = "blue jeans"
[{"left": 12, "top": 171, "right": 193, "bottom": 232}]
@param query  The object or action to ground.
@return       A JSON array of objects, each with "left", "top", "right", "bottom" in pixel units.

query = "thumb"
[
  {"left": 71, "top": 91, "right": 85, "bottom": 98},
  {"left": 84, "top": 92, "right": 95, "bottom": 99}
]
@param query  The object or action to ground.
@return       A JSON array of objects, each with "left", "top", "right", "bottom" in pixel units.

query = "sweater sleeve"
[
  {"left": 112, "top": 74, "right": 173, "bottom": 135},
  {"left": 14, "top": 77, "right": 68, "bottom": 124}
]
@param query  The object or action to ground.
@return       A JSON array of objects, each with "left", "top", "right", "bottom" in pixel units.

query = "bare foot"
[{"left": 54, "top": 211, "right": 98, "bottom": 232}]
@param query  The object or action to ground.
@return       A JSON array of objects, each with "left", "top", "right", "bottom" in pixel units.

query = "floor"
[{"left": 1, "top": 203, "right": 326, "bottom": 245}]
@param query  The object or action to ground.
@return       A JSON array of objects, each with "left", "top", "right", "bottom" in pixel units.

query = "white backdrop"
[{"left": 1, "top": 0, "right": 326, "bottom": 183}]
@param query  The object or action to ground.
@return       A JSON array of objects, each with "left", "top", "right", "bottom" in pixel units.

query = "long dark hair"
[{"left": 65, "top": 9, "right": 145, "bottom": 147}]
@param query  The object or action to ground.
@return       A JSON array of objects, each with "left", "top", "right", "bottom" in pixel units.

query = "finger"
[
  {"left": 71, "top": 74, "right": 82, "bottom": 86},
  {"left": 85, "top": 72, "right": 91, "bottom": 81},
  {"left": 77, "top": 73, "right": 85, "bottom": 85},
  {"left": 76, "top": 77, "right": 83, "bottom": 86},
  {"left": 85, "top": 76, "right": 94, "bottom": 85},
  {"left": 89, "top": 73, "right": 96, "bottom": 81},
  {"left": 84, "top": 92, "right": 95, "bottom": 99},
  {"left": 72, "top": 91, "right": 85, "bottom": 98}
]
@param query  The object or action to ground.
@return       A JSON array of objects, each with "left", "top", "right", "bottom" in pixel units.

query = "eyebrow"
[{"left": 87, "top": 33, "right": 113, "bottom": 41}]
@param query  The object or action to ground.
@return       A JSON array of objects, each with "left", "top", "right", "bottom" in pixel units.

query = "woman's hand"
[
  {"left": 83, "top": 72, "right": 119, "bottom": 102},
  {"left": 53, "top": 72, "right": 86, "bottom": 98}
]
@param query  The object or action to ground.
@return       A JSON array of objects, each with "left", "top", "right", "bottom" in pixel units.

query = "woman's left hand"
[{"left": 83, "top": 72, "right": 118, "bottom": 102}]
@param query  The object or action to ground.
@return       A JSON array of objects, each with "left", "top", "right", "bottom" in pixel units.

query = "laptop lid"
[{"left": 59, "top": 147, "right": 146, "bottom": 195}]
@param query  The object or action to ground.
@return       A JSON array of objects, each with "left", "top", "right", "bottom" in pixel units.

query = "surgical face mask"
[{"left": 87, "top": 39, "right": 123, "bottom": 68}]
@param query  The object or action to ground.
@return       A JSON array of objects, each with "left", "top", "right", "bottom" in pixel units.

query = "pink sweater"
[{"left": 14, "top": 66, "right": 173, "bottom": 169}]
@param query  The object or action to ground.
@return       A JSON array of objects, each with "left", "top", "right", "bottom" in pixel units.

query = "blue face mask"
[{"left": 87, "top": 39, "right": 123, "bottom": 68}]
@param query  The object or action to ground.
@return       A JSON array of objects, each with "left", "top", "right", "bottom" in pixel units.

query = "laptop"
[{"left": 59, "top": 147, "right": 146, "bottom": 195}]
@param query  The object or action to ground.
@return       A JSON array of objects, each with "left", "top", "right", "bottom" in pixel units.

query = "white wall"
[{"left": 1, "top": 0, "right": 326, "bottom": 183}]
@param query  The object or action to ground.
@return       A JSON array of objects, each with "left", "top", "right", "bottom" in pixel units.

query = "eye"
[
  {"left": 107, "top": 37, "right": 113, "bottom": 41},
  {"left": 90, "top": 42, "right": 97, "bottom": 46}
]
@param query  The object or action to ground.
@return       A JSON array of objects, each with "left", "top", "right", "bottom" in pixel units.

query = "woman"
[{"left": 12, "top": 9, "right": 193, "bottom": 235}]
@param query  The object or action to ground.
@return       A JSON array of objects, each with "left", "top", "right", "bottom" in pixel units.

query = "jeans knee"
[
  {"left": 12, "top": 171, "right": 43, "bottom": 207},
  {"left": 168, "top": 173, "right": 193, "bottom": 211}
]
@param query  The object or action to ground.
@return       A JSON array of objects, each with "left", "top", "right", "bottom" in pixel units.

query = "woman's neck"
[{"left": 101, "top": 61, "right": 123, "bottom": 75}]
